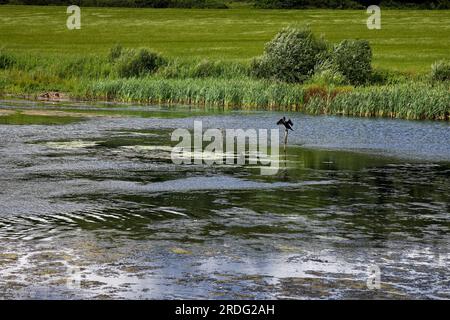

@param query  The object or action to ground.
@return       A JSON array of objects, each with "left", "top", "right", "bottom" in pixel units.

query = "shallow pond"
[{"left": 0, "top": 100, "right": 449, "bottom": 299}]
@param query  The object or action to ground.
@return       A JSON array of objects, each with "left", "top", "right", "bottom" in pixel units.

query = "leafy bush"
[
  {"left": 253, "top": 0, "right": 450, "bottom": 9},
  {"left": 249, "top": 56, "right": 273, "bottom": 79},
  {"left": 431, "top": 60, "right": 450, "bottom": 82},
  {"left": 167, "top": 0, "right": 228, "bottom": 8},
  {"left": 116, "top": 48, "right": 166, "bottom": 78},
  {"left": 376, "top": 0, "right": 450, "bottom": 9},
  {"left": 252, "top": 26, "right": 328, "bottom": 83},
  {"left": 331, "top": 39, "right": 372, "bottom": 85},
  {"left": 254, "top": 0, "right": 363, "bottom": 9}
]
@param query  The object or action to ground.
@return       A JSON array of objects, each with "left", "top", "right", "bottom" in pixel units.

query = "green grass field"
[{"left": 1, "top": 5, "right": 449, "bottom": 72}]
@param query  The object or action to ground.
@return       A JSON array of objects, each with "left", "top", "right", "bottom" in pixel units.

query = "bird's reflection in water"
[{"left": 277, "top": 147, "right": 289, "bottom": 180}]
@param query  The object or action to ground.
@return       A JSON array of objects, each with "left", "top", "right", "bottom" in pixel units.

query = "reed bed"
[
  {"left": 304, "top": 83, "right": 450, "bottom": 120},
  {"left": 80, "top": 77, "right": 305, "bottom": 111},
  {"left": 80, "top": 77, "right": 449, "bottom": 119}
]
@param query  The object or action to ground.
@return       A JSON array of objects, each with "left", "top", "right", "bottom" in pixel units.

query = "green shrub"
[
  {"left": 167, "top": 0, "right": 228, "bottom": 8},
  {"left": 253, "top": 0, "right": 450, "bottom": 9},
  {"left": 252, "top": 26, "right": 328, "bottom": 83},
  {"left": 254, "top": 0, "right": 363, "bottom": 9},
  {"left": 0, "top": 50, "right": 16, "bottom": 69},
  {"left": 431, "top": 60, "right": 450, "bottom": 82},
  {"left": 331, "top": 39, "right": 373, "bottom": 85},
  {"left": 250, "top": 56, "right": 274, "bottom": 80},
  {"left": 116, "top": 48, "right": 166, "bottom": 78}
]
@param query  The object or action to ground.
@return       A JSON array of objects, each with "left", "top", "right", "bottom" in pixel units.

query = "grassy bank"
[
  {"left": 0, "top": 6, "right": 449, "bottom": 120},
  {"left": 2, "top": 53, "right": 447, "bottom": 120},
  {"left": 79, "top": 78, "right": 449, "bottom": 120}
]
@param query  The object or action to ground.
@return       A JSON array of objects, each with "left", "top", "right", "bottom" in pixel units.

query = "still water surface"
[{"left": 0, "top": 100, "right": 449, "bottom": 299}]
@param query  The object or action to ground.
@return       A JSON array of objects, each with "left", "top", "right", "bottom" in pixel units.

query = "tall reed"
[
  {"left": 81, "top": 77, "right": 305, "bottom": 111},
  {"left": 304, "top": 82, "right": 450, "bottom": 120}
]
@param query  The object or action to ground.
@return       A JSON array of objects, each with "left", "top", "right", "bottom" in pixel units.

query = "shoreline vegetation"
[
  {"left": 0, "top": 6, "right": 449, "bottom": 120},
  {"left": 2, "top": 52, "right": 448, "bottom": 120}
]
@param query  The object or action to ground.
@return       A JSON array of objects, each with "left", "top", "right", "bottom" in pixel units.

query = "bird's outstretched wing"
[
  {"left": 285, "top": 119, "right": 294, "bottom": 130},
  {"left": 276, "top": 118, "right": 284, "bottom": 125}
]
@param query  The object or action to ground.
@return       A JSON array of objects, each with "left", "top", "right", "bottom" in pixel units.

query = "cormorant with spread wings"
[{"left": 277, "top": 117, "right": 294, "bottom": 131}]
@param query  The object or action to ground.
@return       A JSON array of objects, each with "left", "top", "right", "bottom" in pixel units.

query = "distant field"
[{"left": 0, "top": 5, "right": 449, "bottom": 72}]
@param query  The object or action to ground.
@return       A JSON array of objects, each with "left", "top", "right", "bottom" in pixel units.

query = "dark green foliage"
[
  {"left": 4, "top": 0, "right": 229, "bottom": 8},
  {"left": 249, "top": 56, "right": 273, "bottom": 80},
  {"left": 166, "top": 0, "right": 228, "bottom": 8},
  {"left": 332, "top": 39, "right": 372, "bottom": 85},
  {"left": 252, "top": 26, "right": 328, "bottom": 83},
  {"left": 252, "top": 27, "right": 374, "bottom": 85},
  {"left": 116, "top": 48, "right": 166, "bottom": 78},
  {"left": 254, "top": 0, "right": 363, "bottom": 9},
  {"left": 4, "top": 0, "right": 450, "bottom": 8},
  {"left": 253, "top": 0, "right": 450, "bottom": 9},
  {"left": 378, "top": 0, "right": 450, "bottom": 9}
]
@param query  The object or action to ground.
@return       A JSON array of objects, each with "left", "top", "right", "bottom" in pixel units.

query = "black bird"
[
  {"left": 277, "top": 117, "right": 294, "bottom": 131},
  {"left": 277, "top": 116, "right": 294, "bottom": 146}
]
